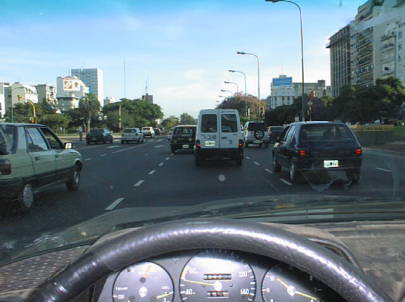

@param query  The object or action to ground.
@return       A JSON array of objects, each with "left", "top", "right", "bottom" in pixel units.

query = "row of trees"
[
  {"left": 4, "top": 94, "right": 164, "bottom": 133},
  {"left": 160, "top": 113, "right": 197, "bottom": 130},
  {"left": 265, "top": 77, "right": 405, "bottom": 125}
]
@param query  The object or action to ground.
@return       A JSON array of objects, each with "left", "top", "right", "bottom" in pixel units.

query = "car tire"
[
  {"left": 16, "top": 183, "right": 34, "bottom": 212},
  {"left": 289, "top": 162, "right": 300, "bottom": 184},
  {"left": 273, "top": 156, "right": 281, "bottom": 172},
  {"left": 66, "top": 165, "right": 81, "bottom": 192}
]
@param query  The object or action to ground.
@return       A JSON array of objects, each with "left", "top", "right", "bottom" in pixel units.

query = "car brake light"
[
  {"left": 195, "top": 140, "right": 201, "bottom": 149},
  {"left": 0, "top": 159, "right": 11, "bottom": 175},
  {"left": 298, "top": 150, "right": 307, "bottom": 157},
  {"left": 355, "top": 148, "right": 362, "bottom": 155}
]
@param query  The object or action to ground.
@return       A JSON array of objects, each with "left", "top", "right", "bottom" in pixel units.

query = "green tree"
[
  {"left": 39, "top": 114, "right": 71, "bottom": 132},
  {"left": 161, "top": 116, "right": 179, "bottom": 130},
  {"left": 179, "top": 113, "right": 196, "bottom": 125},
  {"left": 217, "top": 94, "right": 266, "bottom": 120},
  {"left": 78, "top": 94, "right": 101, "bottom": 132}
]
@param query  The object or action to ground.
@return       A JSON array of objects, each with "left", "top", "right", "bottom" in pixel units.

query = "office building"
[
  {"left": 56, "top": 76, "right": 89, "bottom": 112},
  {"left": 71, "top": 68, "right": 104, "bottom": 105},
  {"left": 35, "top": 84, "right": 57, "bottom": 105},
  {"left": 142, "top": 93, "right": 154, "bottom": 104},
  {"left": 327, "top": 25, "right": 351, "bottom": 97}
]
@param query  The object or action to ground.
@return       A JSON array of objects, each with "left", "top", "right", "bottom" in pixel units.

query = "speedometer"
[
  {"left": 179, "top": 251, "right": 256, "bottom": 302},
  {"left": 113, "top": 262, "right": 174, "bottom": 302}
]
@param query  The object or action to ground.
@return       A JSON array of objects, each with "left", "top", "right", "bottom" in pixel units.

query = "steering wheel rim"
[{"left": 29, "top": 219, "right": 391, "bottom": 302}]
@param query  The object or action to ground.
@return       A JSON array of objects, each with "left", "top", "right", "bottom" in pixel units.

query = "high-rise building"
[
  {"left": 56, "top": 76, "right": 89, "bottom": 112},
  {"left": 35, "top": 84, "right": 57, "bottom": 106},
  {"left": 71, "top": 68, "right": 104, "bottom": 105},
  {"left": 142, "top": 93, "right": 153, "bottom": 104},
  {"left": 327, "top": 25, "right": 351, "bottom": 97}
]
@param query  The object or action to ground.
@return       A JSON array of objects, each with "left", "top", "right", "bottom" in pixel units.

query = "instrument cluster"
[{"left": 96, "top": 250, "right": 343, "bottom": 302}]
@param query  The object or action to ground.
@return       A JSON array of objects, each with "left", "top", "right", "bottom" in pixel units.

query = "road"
[{"left": 1, "top": 136, "right": 405, "bottom": 258}]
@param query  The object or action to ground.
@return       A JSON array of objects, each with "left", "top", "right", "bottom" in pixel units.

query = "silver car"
[{"left": 121, "top": 128, "right": 144, "bottom": 144}]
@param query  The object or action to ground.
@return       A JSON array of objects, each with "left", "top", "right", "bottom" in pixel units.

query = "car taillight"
[
  {"left": 239, "top": 139, "right": 244, "bottom": 148},
  {"left": 195, "top": 140, "right": 201, "bottom": 149},
  {"left": 355, "top": 148, "right": 362, "bottom": 155},
  {"left": 298, "top": 150, "right": 307, "bottom": 157},
  {"left": 0, "top": 159, "right": 11, "bottom": 175}
]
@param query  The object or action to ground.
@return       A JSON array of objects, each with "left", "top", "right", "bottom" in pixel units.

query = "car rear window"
[
  {"left": 221, "top": 114, "right": 238, "bottom": 133},
  {"left": 0, "top": 125, "right": 17, "bottom": 154},
  {"left": 248, "top": 122, "right": 266, "bottom": 131},
  {"left": 201, "top": 114, "right": 217, "bottom": 133},
  {"left": 89, "top": 129, "right": 103, "bottom": 135},
  {"left": 300, "top": 124, "right": 354, "bottom": 142},
  {"left": 174, "top": 127, "right": 196, "bottom": 136},
  {"left": 124, "top": 129, "right": 137, "bottom": 133}
]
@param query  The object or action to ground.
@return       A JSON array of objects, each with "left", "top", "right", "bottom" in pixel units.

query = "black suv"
[
  {"left": 170, "top": 125, "right": 196, "bottom": 153},
  {"left": 272, "top": 122, "right": 362, "bottom": 183},
  {"left": 86, "top": 128, "right": 113, "bottom": 144}
]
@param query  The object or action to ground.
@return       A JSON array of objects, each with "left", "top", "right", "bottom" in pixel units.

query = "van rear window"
[
  {"left": 201, "top": 114, "right": 217, "bottom": 133},
  {"left": 221, "top": 114, "right": 238, "bottom": 133},
  {"left": 0, "top": 125, "right": 17, "bottom": 154},
  {"left": 248, "top": 122, "right": 266, "bottom": 131}
]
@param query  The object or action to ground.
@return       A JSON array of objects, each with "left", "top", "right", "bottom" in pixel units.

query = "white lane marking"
[
  {"left": 254, "top": 161, "right": 261, "bottom": 166},
  {"left": 112, "top": 146, "right": 139, "bottom": 154},
  {"left": 148, "top": 169, "right": 156, "bottom": 175},
  {"left": 265, "top": 169, "right": 273, "bottom": 174},
  {"left": 170, "top": 154, "right": 174, "bottom": 157},
  {"left": 246, "top": 156, "right": 251, "bottom": 160},
  {"left": 376, "top": 167, "right": 392, "bottom": 173},
  {"left": 165, "top": 157, "right": 170, "bottom": 161},
  {"left": 100, "top": 153, "right": 107, "bottom": 157},
  {"left": 158, "top": 162, "right": 164, "bottom": 167},
  {"left": 154, "top": 145, "right": 164, "bottom": 148},
  {"left": 218, "top": 174, "right": 226, "bottom": 182},
  {"left": 85, "top": 158, "right": 92, "bottom": 161},
  {"left": 280, "top": 178, "right": 292, "bottom": 186},
  {"left": 134, "top": 180, "right": 144, "bottom": 187},
  {"left": 157, "top": 139, "right": 163, "bottom": 142},
  {"left": 107, "top": 145, "right": 120, "bottom": 149},
  {"left": 105, "top": 198, "right": 124, "bottom": 211}
]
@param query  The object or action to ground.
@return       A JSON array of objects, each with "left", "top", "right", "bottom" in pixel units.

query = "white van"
[{"left": 195, "top": 109, "right": 244, "bottom": 166}]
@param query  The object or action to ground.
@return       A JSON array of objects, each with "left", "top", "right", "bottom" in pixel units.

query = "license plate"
[
  {"left": 324, "top": 160, "right": 339, "bottom": 168},
  {"left": 254, "top": 140, "right": 263, "bottom": 144},
  {"left": 204, "top": 141, "right": 216, "bottom": 147},
  {"left": 182, "top": 144, "right": 189, "bottom": 149}
]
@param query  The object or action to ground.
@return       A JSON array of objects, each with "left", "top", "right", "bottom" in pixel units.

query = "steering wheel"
[{"left": 29, "top": 219, "right": 391, "bottom": 302}]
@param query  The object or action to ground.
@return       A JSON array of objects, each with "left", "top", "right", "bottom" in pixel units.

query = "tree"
[
  {"left": 78, "top": 94, "right": 101, "bottom": 132},
  {"left": 39, "top": 114, "right": 71, "bottom": 132},
  {"left": 179, "top": 113, "right": 196, "bottom": 125},
  {"left": 161, "top": 116, "right": 179, "bottom": 130},
  {"left": 217, "top": 94, "right": 267, "bottom": 120}
]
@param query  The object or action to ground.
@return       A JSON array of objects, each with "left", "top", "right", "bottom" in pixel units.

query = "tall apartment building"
[
  {"left": 71, "top": 68, "right": 104, "bottom": 105},
  {"left": 327, "top": 25, "right": 351, "bottom": 97},
  {"left": 35, "top": 84, "right": 57, "bottom": 105},
  {"left": 10, "top": 83, "right": 38, "bottom": 109},
  {"left": 56, "top": 76, "right": 89, "bottom": 112}
]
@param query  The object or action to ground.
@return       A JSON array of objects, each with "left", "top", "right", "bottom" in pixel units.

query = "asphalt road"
[{"left": 1, "top": 136, "right": 405, "bottom": 258}]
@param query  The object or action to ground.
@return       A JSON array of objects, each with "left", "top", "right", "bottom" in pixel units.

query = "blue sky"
[{"left": 0, "top": 0, "right": 365, "bottom": 117}]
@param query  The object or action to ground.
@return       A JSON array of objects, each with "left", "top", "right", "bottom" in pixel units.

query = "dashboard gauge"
[
  {"left": 113, "top": 262, "right": 174, "bottom": 302},
  {"left": 179, "top": 251, "right": 256, "bottom": 302},
  {"left": 262, "top": 266, "right": 320, "bottom": 302}
]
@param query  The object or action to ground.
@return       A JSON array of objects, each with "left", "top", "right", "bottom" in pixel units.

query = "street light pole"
[
  {"left": 237, "top": 51, "right": 261, "bottom": 101},
  {"left": 228, "top": 70, "right": 247, "bottom": 95},
  {"left": 266, "top": 0, "right": 305, "bottom": 121},
  {"left": 224, "top": 81, "right": 239, "bottom": 94}
]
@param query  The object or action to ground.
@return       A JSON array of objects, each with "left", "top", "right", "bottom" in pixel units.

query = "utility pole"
[{"left": 118, "top": 103, "right": 122, "bottom": 131}]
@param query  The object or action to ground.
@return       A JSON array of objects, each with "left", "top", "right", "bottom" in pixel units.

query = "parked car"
[
  {"left": 121, "top": 128, "right": 144, "bottom": 144},
  {"left": 0, "top": 123, "right": 82, "bottom": 212},
  {"left": 243, "top": 121, "right": 270, "bottom": 148},
  {"left": 86, "top": 128, "right": 113, "bottom": 144},
  {"left": 154, "top": 128, "right": 161, "bottom": 135},
  {"left": 142, "top": 127, "right": 155, "bottom": 137},
  {"left": 195, "top": 109, "right": 244, "bottom": 166},
  {"left": 272, "top": 121, "right": 362, "bottom": 184},
  {"left": 170, "top": 125, "right": 196, "bottom": 153},
  {"left": 268, "top": 126, "right": 284, "bottom": 143}
]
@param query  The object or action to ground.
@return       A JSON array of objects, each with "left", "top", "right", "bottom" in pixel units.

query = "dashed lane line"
[
  {"left": 105, "top": 198, "right": 124, "bottom": 211},
  {"left": 280, "top": 178, "right": 292, "bottom": 186},
  {"left": 246, "top": 156, "right": 251, "bottom": 160},
  {"left": 112, "top": 146, "right": 139, "bottom": 154},
  {"left": 148, "top": 169, "right": 156, "bottom": 175},
  {"left": 218, "top": 174, "right": 226, "bottom": 182},
  {"left": 85, "top": 158, "right": 92, "bottom": 161},
  {"left": 376, "top": 167, "right": 392, "bottom": 173},
  {"left": 134, "top": 180, "right": 144, "bottom": 187},
  {"left": 165, "top": 157, "right": 170, "bottom": 161},
  {"left": 158, "top": 162, "right": 164, "bottom": 167},
  {"left": 100, "top": 153, "right": 107, "bottom": 157},
  {"left": 254, "top": 161, "right": 261, "bottom": 166},
  {"left": 265, "top": 169, "right": 273, "bottom": 174}
]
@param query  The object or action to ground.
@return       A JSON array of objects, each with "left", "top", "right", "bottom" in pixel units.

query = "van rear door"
[
  {"left": 220, "top": 111, "right": 239, "bottom": 149},
  {"left": 200, "top": 113, "right": 220, "bottom": 149}
]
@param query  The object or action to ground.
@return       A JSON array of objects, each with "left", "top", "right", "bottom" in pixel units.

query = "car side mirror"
[{"left": 64, "top": 142, "right": 72, "bottom": 149}]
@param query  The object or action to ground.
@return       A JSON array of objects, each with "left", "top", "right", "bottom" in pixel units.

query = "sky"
[{"left": 0, "top": 0, "right": 366, "bottom": 117}]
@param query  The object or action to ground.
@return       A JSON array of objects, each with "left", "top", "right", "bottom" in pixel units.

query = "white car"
[
  {"left": 142, "top": 127, "right": 155, "bottom": 137},
  {"left": 121, "top": 128, "right": 144, "bottom": 144},
  {"left": 243, "top": 121, "right": 270, "bottom": 148},
  {"left": 195, "top": 109, "right": 244, "bottom": 166}
]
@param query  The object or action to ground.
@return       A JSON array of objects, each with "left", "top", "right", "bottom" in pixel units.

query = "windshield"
[{"left": 1, "top": 0, "right": 405, "bottom": 265}]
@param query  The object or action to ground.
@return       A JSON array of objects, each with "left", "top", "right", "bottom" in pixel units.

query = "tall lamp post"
[
  {"left": 224, "top": 81, "right": 239, "bottom": 94},
  {"left": 237, "top": 51, "right": 260, "bottom": 101},
  {"left": 228, "top": 70, "right": 247, "bottom": 95},
  {"left": 266, "top": 0, "right": 305, "bottom": 121}
]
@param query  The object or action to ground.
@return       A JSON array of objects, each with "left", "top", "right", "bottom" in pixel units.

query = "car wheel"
[
  {"left": 346, "top": 170, "right": 360, "bottom": 184},
  {"left": 16, "top": 183, "right": 34, "bottom": 212},
  {"left": 273, "top": 156, "right": 281, "bottom": 172},
  {"left": 66, "top": 165, "right": 81, "bottom": 192},
  {"left": 289, "top": 162, "right": 300, "bottom": 184}
]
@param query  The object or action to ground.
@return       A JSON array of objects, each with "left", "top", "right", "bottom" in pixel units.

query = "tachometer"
[
  {"left": 262, "top": 266, "right": 320, "bottom": 302},
  {"left": 179, "top": 251, "right": 256, "bottom": 302},
  {"left": 113, "top": 262, "right": 174, "bottom": 302}
]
